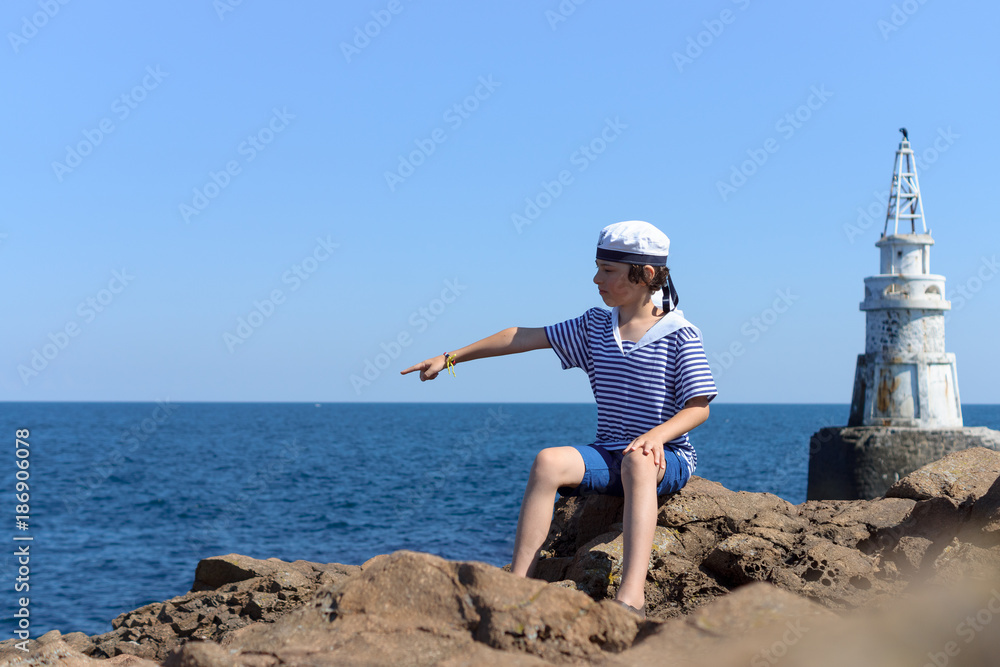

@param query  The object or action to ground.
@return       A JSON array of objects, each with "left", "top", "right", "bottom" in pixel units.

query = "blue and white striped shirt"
[{"left": 544, "top": 307, "right": 718, "bottom": 474}]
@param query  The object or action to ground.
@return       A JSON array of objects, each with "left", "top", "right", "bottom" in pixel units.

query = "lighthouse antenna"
[{"left": 883, "top": 129, "right": 927, "bottom": 237}]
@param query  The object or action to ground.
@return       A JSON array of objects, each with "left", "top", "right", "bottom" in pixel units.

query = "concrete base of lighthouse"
[{"left": 806, "top": 426, "right": 1000, "bottom": 500}]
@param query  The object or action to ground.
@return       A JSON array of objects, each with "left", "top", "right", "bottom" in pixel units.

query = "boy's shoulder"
[
  {"left": 583, "top": 306, "right": 611, "bottom": 320},
  {"left": 551, "top": 306, "right": 611, "bottom": 326},
  {"left": 673, "top": 325, "right": 702, "bottom": 341}
]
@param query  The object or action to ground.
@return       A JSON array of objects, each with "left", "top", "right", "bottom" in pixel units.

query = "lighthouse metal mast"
[{"left": 884, "top": 128, "right": 928, "bottom": 236}]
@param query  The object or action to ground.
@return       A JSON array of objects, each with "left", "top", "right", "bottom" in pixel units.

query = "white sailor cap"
[
  {"left": 595, "top": 220, "right": 670, "bottom": 267},
  {"left": 596, "top": 220, "right": 679, "bottom": 311}
]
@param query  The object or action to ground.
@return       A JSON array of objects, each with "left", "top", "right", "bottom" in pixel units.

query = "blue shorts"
[{"left": 557, "top": 445, "right": 691, "bottom": 498}]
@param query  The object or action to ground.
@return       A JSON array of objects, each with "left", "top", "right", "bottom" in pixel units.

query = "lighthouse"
[
  {"left": 807, "top": 130, "right": 1000, "bottom": 500},
  {"left": 847, "top": 128, "right": 962, "bottom": 428}
]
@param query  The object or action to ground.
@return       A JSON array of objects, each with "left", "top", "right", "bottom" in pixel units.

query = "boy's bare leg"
[
  {"left": 511, "top": 447, "right": 585, "bottom": 578},
  {"left": 615, "top": 450, "right": 664, "bottom": 609}
]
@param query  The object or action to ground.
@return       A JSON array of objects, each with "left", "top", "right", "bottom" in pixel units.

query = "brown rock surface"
[
  {"left": 216, "top": 550, "right": 642, "bottom": 665},
  {"left": 885, "top": 446, "right": 1000, "bottom": 503},
  {"left": 969, "top": 477, "right": 1000, "bottom": 538},
  {"left": 750, "top": 577, "right": 1000, "bottom": 667},
  {"left": 600, "top": 582, "right": 840, "bottom": 667},
  {"left": 0, "top": 554, "right": 360, "bottom": 662},
  {"left": 0, "top": 629, "right": 159, "bottom": 666}
]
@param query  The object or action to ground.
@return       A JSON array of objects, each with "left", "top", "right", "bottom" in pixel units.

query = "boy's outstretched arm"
[{"left": 400, "top": 327, "right": 550, "bottom": 382}]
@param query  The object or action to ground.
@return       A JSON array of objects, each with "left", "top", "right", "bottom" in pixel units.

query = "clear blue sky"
[{"left": 3, "top": 0, "right": 998, "bottom": 404}]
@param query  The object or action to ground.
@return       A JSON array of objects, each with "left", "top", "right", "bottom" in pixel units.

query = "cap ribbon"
[{"left": 663, "top": 269, "right": 679, "bottom": 313}]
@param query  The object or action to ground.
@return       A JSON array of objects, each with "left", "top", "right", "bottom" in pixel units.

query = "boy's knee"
[
  {"left": 621, "top": 450, "right": 657, "bottom": 479},
  {"left": 531, "top": 447, "right": 580, "bottom": 484},
  {"left": 532, "top": 447, "right": 564, "bottom": 473}
]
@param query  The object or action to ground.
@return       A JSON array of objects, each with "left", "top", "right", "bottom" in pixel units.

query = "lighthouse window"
[{"left": 925, "top": 285, "right": 941, "bottom": 298}]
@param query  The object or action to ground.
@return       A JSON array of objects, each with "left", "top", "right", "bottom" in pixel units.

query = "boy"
[{"left": 401, "top": 220, "right": 717, "bottom": 618}]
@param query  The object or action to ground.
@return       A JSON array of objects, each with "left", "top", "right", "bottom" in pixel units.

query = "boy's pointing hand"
[{"left": 401, "top": 355, "right": 447, "bottom": 382}]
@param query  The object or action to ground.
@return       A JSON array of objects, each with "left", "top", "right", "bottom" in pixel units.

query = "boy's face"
[{"left": 593, "top": 260, "right": 652, "bottom": 308}]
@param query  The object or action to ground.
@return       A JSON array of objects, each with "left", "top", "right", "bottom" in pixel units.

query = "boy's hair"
[{"left": 628, "top": 264, "right": 669, "bottom": 293}]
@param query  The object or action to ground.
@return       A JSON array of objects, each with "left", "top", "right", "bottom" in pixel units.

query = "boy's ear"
[{"left": 644, "top": 265, "right": 656, "bottom": 285}]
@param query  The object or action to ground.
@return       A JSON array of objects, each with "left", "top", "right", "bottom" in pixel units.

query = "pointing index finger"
[{"left": 400, "top": 361, "right": 426, "bottom": 375}]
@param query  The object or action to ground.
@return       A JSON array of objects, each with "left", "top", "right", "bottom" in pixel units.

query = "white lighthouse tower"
[
  {"left": 807, "top": 130, "right": 1000, "bottom": 500},
  {"left": 847, "top": 128, "right": 962, "bottom": 427}
]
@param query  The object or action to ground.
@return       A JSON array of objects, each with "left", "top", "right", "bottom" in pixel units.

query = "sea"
[{"left": 2, "top": 402, "right": 999, "bottom": 639}]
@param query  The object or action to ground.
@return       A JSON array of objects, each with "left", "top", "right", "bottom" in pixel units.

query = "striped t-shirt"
[{"left": 544, "top": 307, "right": 718, "bottom": 474}]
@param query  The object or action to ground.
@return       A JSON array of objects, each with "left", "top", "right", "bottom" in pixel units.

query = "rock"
[
  {"left": 616, "top": 574, "right": 1000, "bottom": 667},
  {"left": 564, "top": 528, "right": 625, "bottom": 599},
  {"left": 544, "top": 495, "right": 624, "bottom": 557},
  {"left": 970, "top": 477, "right": 1000, "bottom": 539},
  {"left": 891, "top": 535, "right": 934, "bottom": 572},
  {"left": 599, "top": 582, "right": 839, "bottom": 667},
  {"left": 756, "top": 576, "right": 1000, "bottom": 667},
  {"left": 191, "top": 553, "right": 306, "bottom": 591},
  {"left": 218, "top": 550, "right": 641, "bottom": 665},
  {"left": 532, "top": 556, "right": 572, "bottom": 583},
  {"left": 161, "top": 641, "right": 238, "bottom": 667},
  {"left": 931, "top": 539, "right": 1000, "bottom": 585},
  {"left": 660, "top": 478, "right": 797, "bottom": 530},
  {"left": 789, "top": 538, "right": 887, "bottom": 607},
  {"left": 0, "top": 629, "right": 159, "bottom": 666},
  {"left": 645, "top": 550, "right": 728, "bottom": 620},
  {"left": 886, "top": 446, "right": 1000, "bottom": 502},
  {"left": 703, "top": 534, "right": 785, "bottom": 587},
  {"left": 84, "top": 554, "right": 359, "bottom": 661}
]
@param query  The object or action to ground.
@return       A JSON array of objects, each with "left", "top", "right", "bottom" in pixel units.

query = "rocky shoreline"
[{"left": 3, "top": 447, "right": 1000, "bottom": 666}]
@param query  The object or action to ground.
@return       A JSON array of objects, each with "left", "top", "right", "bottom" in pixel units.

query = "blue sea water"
[{"left": 1, "top": 402, "right": 998, "bottom": 639}]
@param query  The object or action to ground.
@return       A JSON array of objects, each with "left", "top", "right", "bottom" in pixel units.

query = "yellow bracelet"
[{"left": 444, "top": 352, "right": 457, "bottom": 376}]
